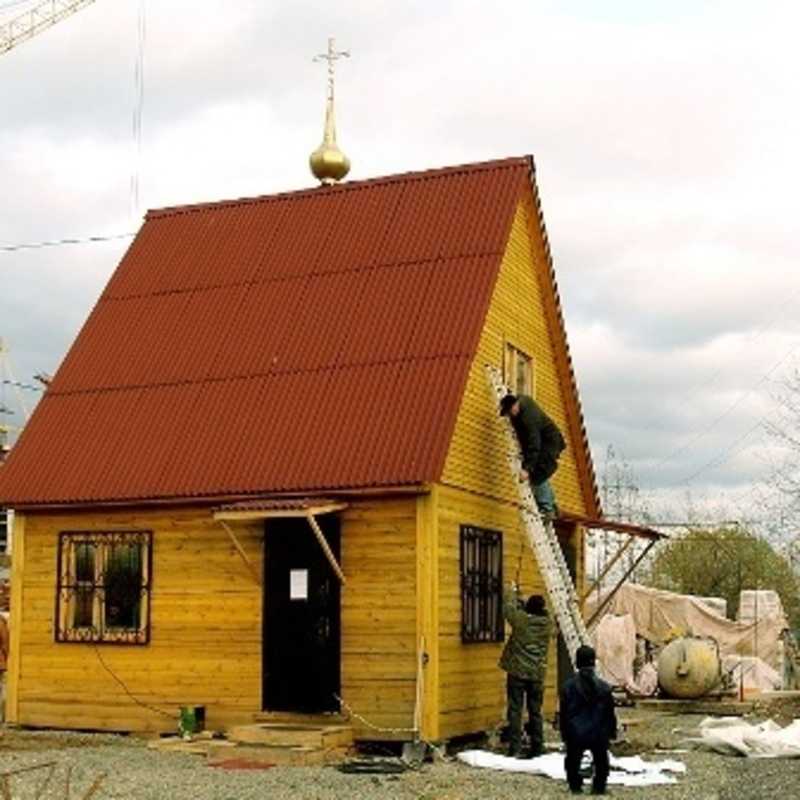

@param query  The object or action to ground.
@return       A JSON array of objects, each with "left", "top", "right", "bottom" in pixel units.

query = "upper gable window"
[
  {"left": 56, "top": 531, "right": 152, "bottom": 645},
  {"left": 505, "top": 343, "right": 534, "bottom": 397}
]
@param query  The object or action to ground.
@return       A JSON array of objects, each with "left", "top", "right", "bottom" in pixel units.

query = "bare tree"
[{"left": 764, "top": 368, "right": 800, "bottom": 545}]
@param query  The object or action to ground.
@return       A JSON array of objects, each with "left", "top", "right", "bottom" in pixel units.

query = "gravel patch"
[{"left": 1, "top": 711, "right": 799, "bottom": 800}]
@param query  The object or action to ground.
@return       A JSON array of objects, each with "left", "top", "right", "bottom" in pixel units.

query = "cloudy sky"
[{"left": 1, "top": 0, "right": 798, "bottom": 536}]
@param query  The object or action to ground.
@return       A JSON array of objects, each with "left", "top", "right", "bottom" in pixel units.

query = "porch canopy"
[
  {"left": 558, "top": 512, "right": 668, "bottom": 628},
  {"left": 213, "top": 498, "right": 348, "bottom": 585}
]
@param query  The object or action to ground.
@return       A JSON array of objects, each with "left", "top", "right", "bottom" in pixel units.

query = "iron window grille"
[
  {"left": 55, "top": 531, "right": 152, "bottom": 645},
  {"left": 460, "top": 525, "right": 503, "bottom": 643}
]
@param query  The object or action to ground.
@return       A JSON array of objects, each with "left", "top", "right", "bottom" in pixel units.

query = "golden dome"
[
  {"left": 310, "top": 37, "right": 350, "bottom": 186},
  {"left": 309, "top": 117, "right": 350, "bottom": 184}
]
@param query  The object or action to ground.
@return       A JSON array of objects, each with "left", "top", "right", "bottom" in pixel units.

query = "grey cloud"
[{"left": 1, "top": 0, "right": 799, "bottom": 522}]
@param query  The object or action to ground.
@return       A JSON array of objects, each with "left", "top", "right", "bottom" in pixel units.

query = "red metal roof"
[{"left": 0, "top": 157, "right": 533, "bottom": 505}]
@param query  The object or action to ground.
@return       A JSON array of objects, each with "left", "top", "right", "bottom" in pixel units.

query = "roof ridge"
[{"left": 146, "top": 155, "right": 532, "bottom": 221}]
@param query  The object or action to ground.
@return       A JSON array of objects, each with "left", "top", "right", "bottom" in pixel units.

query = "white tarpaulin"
[
  {"left": 593, "top": 613, "right": 659, "bottom": 695},
  {"left": 594, "top": 613, "right": 637, "bottom": 690},
  {"left": 721, "top": 655, "right": 782, "bottom": 693},
  {"left": 690, "top": 717, "right": 800, "bottom": 758},
  {"left": 588, "top": 583, "right": 788, "bottom": 672},
  {"left": 456, "top": 749, "right": 686, "bottom": 786}
]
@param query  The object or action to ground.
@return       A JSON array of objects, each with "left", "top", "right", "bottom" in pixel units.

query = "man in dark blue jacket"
[{"left": 559, "top": 645, "right": 617, "bottom": 795}]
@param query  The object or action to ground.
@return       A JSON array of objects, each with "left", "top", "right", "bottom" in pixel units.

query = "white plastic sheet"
[
  {"left": 456, "top": 749, "right": 686, "bottom": 786},
  {"left": 690, "top": 717, "right": 800, "bottom": 758},
  {"left": 722, "top": 655, "right": 782, "bottom": 693}
]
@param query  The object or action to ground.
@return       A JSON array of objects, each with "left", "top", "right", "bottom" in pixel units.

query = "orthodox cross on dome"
[
  {"left": 313, "top": 36, "right": 350, "bottom": 105},
  {"left": 309, "top": 37, "right": 351, "bottom": 185}
]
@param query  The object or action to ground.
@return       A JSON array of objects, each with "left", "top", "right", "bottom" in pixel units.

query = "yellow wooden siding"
[
  {"left": 9, "top": 498, "right": 418, "bottom": 737},
  {"left": 441, "top": 199, "right": 588, "bottom": 516},
  {"left": 436, "top": 198, "right": 591, "bottom": 737},
  {"left": 5, "top": 511, "right": 25, "bottom": 723},
  {"left": 341, "top": 497, "right": 418, "bottom": 739},
  {"left": 12, "top": 508, "right": 263, "bottom": 732},
  {"left": 435, "top": 485, "right": 561, "bottom": 739},
  {"left": 415, "top": 486, "right": 440, "bottom": 740}
]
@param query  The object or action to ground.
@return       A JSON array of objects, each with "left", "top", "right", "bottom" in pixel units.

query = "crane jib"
[{"left": 0, "top": 0, "right": 97, "bottom": 57}]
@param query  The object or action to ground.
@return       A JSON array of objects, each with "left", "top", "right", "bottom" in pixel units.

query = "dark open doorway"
[{"left": 263, "top": 515, "right": 341, "bottom": 713}]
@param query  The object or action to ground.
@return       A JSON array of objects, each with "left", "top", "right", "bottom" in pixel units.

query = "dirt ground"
[{"left": 1, "top": 706, "right": 800, "bottom": 800}]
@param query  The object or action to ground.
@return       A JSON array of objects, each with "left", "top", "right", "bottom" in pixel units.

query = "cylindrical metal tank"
[{"left": 657, "top": 636, "right": 721, "bottom": 698}]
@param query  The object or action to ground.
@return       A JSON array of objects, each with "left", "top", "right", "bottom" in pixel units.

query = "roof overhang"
[
  {"left": 5, "top": 485, "right": 427, "bottom": 513},
  {"left": 213, "top": 497, "right": 348, "bottom": 586},
  {"left": 559, "top": 512, "right": 667, "bottom": 541},
  {"left": 213, "top": 498, "right": 348, "bottom": 522}
]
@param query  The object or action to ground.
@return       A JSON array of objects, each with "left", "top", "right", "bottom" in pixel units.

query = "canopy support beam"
[
  {"left": 218, "top": 520, "right": 261, "bottom": 585},
  {"left": 306, "top": 512, "right": 346, "bottom": 584},
  {"left": 581, "top": 537, "right": 634, "bottom": 605},
  {"left": 587, "top": 539, "right": 657, "bottom": 629}
]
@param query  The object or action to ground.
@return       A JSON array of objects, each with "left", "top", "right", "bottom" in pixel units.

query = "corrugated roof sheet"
[{"left": 0, "top": 157, "right": 532, "bottom": 505}]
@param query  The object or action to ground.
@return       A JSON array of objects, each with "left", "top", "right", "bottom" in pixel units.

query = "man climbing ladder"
[
  {"left": 486, "top": 364, "right": 591, "bottom": 668},
  {"left": 498, "top": 391, "right": 565, "bottom": 520}
]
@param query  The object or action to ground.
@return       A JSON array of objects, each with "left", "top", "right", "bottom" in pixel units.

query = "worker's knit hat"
[
  {"left": 575, "top": 645, "right": 596, "bottom": 668},
  {"left": 499, "top": 394, "right": 517, "bottom": 416}
]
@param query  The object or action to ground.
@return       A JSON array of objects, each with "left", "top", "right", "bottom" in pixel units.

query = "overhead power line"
[
  {"left": 0, "top": 232, "right": 135, "bottom": 253},
  {"left": 2, "top": 378, "right": 42, "bottom": 392},
  {"left": 670, "top": 419, "right": 764, "bottom": 487},
  {"left": 655, "top": 333, "right": 800, "bottom": 471},
  {"left": 668, "top": 283, "right": 800, "bottom": 414}
]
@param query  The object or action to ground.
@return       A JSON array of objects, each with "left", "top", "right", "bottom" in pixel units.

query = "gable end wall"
[{"left": 435, "top": 199, "right": 589, "bottom": 738}]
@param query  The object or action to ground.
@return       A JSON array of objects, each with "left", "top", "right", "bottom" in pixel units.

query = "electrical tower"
[
  {"left": 0, "top": 0, "right": 96, "bottom": 56},
  {"left": 0, "top": 338, "right": 29, "bottom": 459}
]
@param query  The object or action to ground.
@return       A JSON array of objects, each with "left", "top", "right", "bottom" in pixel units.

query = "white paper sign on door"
[{"left": 290, "top": 569, "right": 308, "bottom": 600}]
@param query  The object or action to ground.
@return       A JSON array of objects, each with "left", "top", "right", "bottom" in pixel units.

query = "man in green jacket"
[
  {"left": 499, "top": 393, "right": 565, "bottom": 519},
  {"left": 499, "top": 585, "right": 552, "bottom": 757}
]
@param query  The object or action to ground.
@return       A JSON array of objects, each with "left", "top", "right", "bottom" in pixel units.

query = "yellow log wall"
[
  {"left": 442, "top": 199, "right": 589, "bottom": 515},
  {"left": 8, "top": 497, "right": 418, "bottom": 737},
  {"left": 10, "top": 507, "right": 263, "bottom": 732},
  {"left": 340, "top": 497, "right": 418, "bottom": 739},
  {"left": 436, "top": 485, "right": 563, "bottom": 739},
  {"left": 436, "top": 198, "right": 591, "bottom": 738}
]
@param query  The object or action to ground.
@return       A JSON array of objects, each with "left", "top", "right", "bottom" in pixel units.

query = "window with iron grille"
[
  {"left": 55, "top": 531, "right": 152, "bottom": 644},
  {"left": 460, "top": 525, "right": 503, "bottom": 643},
  {"left": 0, "top": 507, "right": 8, "bottom": 552}
]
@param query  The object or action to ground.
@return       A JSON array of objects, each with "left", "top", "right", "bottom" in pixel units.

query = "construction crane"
[
  {"left": 0, "top": 0, "right": 96, "bottom": 56},
  {"left": 1, "top": 1, "right": 97, "bottom": 461}
]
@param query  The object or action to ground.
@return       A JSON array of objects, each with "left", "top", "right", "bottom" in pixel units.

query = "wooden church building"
[{"left": 0, "top": 154, "right": 606, "bottom": 741}]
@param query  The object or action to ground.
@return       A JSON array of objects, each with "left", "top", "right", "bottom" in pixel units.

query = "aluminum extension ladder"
[{"left": 485, "top": 364, "right": 590, "bottom": 668}]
